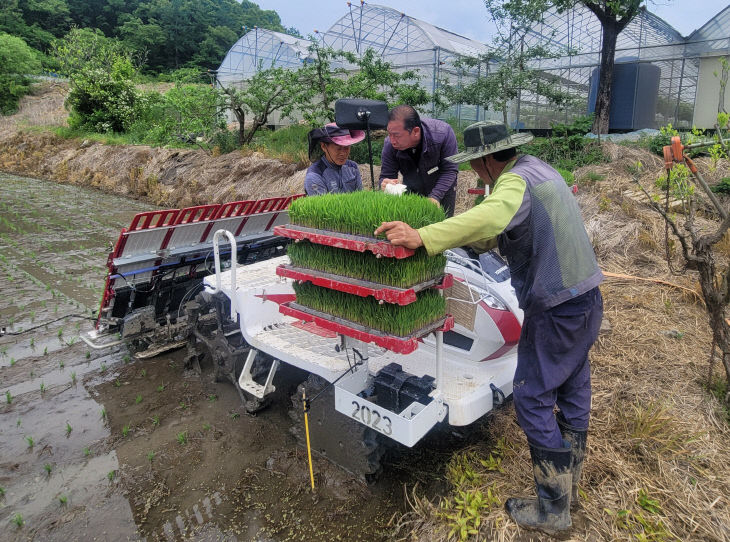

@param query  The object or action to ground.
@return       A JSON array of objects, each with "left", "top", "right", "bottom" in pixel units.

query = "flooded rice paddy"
[{"left": 0, "top": 173, "right": 468, "bottom": 541}]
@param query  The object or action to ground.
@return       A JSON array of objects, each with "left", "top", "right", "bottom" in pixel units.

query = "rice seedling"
[
  {"left": 288, "top": 191, "right": 445, "bottom": 237},
  {"left": 58, "top": 495, "right": 67, "bottom": 505},
  {"left": 6, "top": 391, "right": 11, "bottom": 404},
  {"left": 29, "top": 337, "right": 34, "bottom": 348},
  {"left": 179, "top": 401, "right": 187, "bottom": 410},
  {"left": 157, "top": 383, "right": 165, "bottom": 392},
  {"left": 151, "top": 415, "right": 160, "bottom": 426},
  {"left": 287, "top": 242, "right": 446, "bottom": 288},
  {"left": 293, "top": 282, "right": 446, "bottom": 337},
  {"left": 43, "top": 346, "right": 48, "bottom": 356},
  {"left": 83, "top": 447, "right": 91, "bottom": 457},
  {"left": 70, "top": 371, "right": 76, "bottom": 385},
  {"left": 65, "top": 422, "right": 72, "bottom": 437},
  {"left": 208, "top": 394, "right": 217, "bottom": 402},
  {"left": 57, "top": 328, "right": 63, "bottom": 339},
  {"left": 107, "top": 470, "right": 115, "bottom": 481},
  {"left": 122, "top": 424, "right": 130, "bottom": 437},
  {"left": 114, "top": 379, "right": 121, "bottom": 388},
  {"left": 44, "top": 463, "right": 52, "bottom": 475},
  {"left": 135, "top": 394, "right": 142, "bottom": 404},
  {"left": 39, "top": 382, "right": 46, "bottom": 394},
  {"left": 122, "top": 354, "right": 130, "bottom": 363},
  {"left": 147, "top": 451, "right": 155, "bottom": 462},
  {"left": 100, "top": 363, "right": 107, "bottom": 373},
  {"left": 203, "top": 423, "right": 211, "bottom": 431},
  {"left": 26, "top": 436, "right": 34, "bottom": 448},
  {"left": 100, "top": 407, "right": 107, "bottom": 420},
  {"left": 85, "top": 351, "right": 91, "bottom": 360},
  {"left": 230, "top": 412, "right": 240, "bottom": 420},
  {"left": 13, "top": 513, "right": 23, "bottom": 527},
  {"left": 10, "top": 358, "right": 16, "bottom": 366},
  {"left": 16, "top": 419, "right": 21, "bottom": 427},
  {"left": 176, "top": 431, "right": 187, "bottom": 445},
  {"left": 0, "top": 486, "right": 5, "bottom": 497}
]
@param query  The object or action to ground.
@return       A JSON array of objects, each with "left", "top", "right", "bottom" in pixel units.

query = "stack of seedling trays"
[{"left": 274, "top": 192, "right": 454, "bottom": 354}]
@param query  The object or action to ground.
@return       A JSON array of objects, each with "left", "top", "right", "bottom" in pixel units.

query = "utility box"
[{"left": 693, "top": 55, "right": 730, "bottom": 129}]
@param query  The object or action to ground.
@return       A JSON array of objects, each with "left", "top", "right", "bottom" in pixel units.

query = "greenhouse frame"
[{"left": 216, "top": 2, "right": 730, "bottom": 130}]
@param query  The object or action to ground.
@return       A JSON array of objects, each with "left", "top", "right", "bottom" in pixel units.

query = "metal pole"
[{"left": 435, "top": 330, "right": 444, "bottom": 392}]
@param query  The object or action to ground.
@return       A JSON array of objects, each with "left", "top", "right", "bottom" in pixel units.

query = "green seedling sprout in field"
[
  {"left": 151, "top": 415, "right": 160, "bottom": 426},
  {"left": 107, "top": 470, "right": 115, "bottom": 482},
  {"left": 70, "top": 372, "right": 76, "bottom": 385},
  {"left": 100, "top": 363, "right": 107, "bottom": 373},
  {"left": 83, "top": 447, "right": 91, "bottom": 457},
  {"left": 43, "top": 347, "right": 48, "bottom": 356},
  {"left": 10, "top": 358, "right": 15, "bottom": 366},
  {"left": 176, "top": 431, "right": 187, "bottom": 444},
  {"left": 100, "top": 407, "right": 107, "bottom": 420},
  {"left": 157, "top": 383, "right": 165, "bottom": 392},
  {"left": 135, "top": 394, "right": 142, "bottom": 404},
  {"left": 44, "top": 463, "right": 52, "bottom": 475},
  {"left": 147, "top": 451, "right": 155, "bottom": 462},
  {"left": 26, "top": 436, "right": 34, "bottom": 448},
  {"left": 0, "top": 486, "right": 5, "bottom": 498},
  {"left": 140, "top": 369, "right": 146, "bottom": 377},
  {"left": 39, "top": 382, "right": 46, "bottom": 394},
  {"left": 114, "top": 379, "right": 121, "bottom": 388},
  {"left": 58, "top": 495, "right": 68, "bottom": 505},
  {"left": 13, "top": 513, "right": 23, "bottom": 528},
  {"left": 122, "top": 424, "right": 130, "bottom": 437},
  {"left": 65, "top": 422, "right": 72, "bottom": 437},
  {"left": 6, "top": 391, "right": 11, "bottom": 404}
]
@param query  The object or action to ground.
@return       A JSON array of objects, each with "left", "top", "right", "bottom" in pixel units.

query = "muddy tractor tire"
[{"left": 289, "top": 374, "right": 385, "bottom": 483}]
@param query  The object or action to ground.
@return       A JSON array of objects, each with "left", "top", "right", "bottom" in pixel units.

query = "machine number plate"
[{"left": 351, "top": 400, "right": 392, "bottom": 435}]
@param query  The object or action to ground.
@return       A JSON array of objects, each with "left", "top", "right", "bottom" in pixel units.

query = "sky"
[{"left": 252, "top": 0, "right": 729, "bottom": 42}]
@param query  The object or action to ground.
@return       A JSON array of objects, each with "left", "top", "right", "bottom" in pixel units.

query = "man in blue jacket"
[{"left": 379, "top": 105, "right": 459, "bottom": 216}]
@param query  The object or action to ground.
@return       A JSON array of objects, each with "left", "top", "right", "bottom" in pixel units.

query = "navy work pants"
[{"left": 513, "top": 287, "right": 603, "bottom": 449}]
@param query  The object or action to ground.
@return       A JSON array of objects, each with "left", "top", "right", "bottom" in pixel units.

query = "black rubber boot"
[
  {"left": 557, "top": 413, "right": 588, "bottom": 511},
  {"left": 505, "top": 443, "right": 572, "bottom": 536}
]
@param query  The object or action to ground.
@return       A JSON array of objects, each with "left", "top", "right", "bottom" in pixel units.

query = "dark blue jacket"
[
  {"left": 304, "top": 157, "right": 362, "bottom": 195},
  {"left": 379, "top": 118, "right": 459, "bottom": 216}
]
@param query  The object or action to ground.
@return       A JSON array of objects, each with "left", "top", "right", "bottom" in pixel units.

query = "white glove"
[{"left": 383, "top": 183, "right": 408, "bottom": 196}]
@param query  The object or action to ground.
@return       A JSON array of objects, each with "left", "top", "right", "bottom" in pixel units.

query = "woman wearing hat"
[
  {"left": 376, "top": 121, "right": 603, "bottom": 536},
  {"left": 304, "top": 123, "right": 365, "bottom": 196}
]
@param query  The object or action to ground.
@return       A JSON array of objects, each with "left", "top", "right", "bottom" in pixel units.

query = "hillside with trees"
[{"left": 0, "top": 0, "right": 285, "bottom": 73}]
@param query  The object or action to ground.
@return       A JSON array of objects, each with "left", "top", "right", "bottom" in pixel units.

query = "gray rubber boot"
[
  {"left": 504, "top": 444, "right": 572, "bottom": 536},
  {"left": 557, "top": 413, "right": 588, "bottom": 511}
]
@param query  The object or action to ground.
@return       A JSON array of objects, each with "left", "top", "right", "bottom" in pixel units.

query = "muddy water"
[{"left": 0, "top": 173, "right": 465, "bottom": 541}]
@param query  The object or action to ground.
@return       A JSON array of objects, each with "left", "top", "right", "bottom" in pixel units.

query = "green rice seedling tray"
[
  {"left": 287, "top": 191, "right": 446, "bottom": 238},
  {"left": 275, "top": 224, "right": 415, "bottom": 259},
  {"left": 286, "top": 242, "right": 447, "bottom": 289},
  {"left": 276, "top": 264, "right": 453, "bottom": 306},
  {"left": 279, "top": 302, "right": 454, "bottom": 355}
]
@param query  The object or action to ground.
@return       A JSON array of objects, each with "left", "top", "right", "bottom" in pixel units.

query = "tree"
[
  {"left": 297, "top": 42, "right": 433, "bottom": 126},
  {"left": 634, "top": 120, "right": 730, "bottom": 402},
  {"left": 484, "top": 0, "right": 643, "bottom": 134},
  {"left": 439, "top": 44, "right": 577, "bottom": 127},
  {"left": 0, "top": 32, "right": 42, "bottom": 114},
  {"left": 53, "top": 28, "right": 140, "bottom": 132},
  {"left": 218, "top": 65, "right": 306, "bottom": 144}
]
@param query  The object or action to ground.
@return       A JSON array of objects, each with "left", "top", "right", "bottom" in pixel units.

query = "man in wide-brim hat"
[
  {"left": 304, "top": 123, "right": 365, "bottom": 196},
  {"left": 376, "top": 121, "right": 604, "bottom": 536}
]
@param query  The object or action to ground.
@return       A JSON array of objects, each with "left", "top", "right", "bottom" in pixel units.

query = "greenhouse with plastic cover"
[{"left": 215, "top": 2, "right": 730, "bottom": 131}]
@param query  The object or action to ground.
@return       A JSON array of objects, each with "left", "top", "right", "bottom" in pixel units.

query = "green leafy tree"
[
  {"left": 53, "top": 28, "right": 139, "bottom": 132},
  {"left": 484, "top": 0, "right": 644, "bottom": 134},
  {"left": 0, "top": 32, "right": 42, "bottom": 114},
  {"left": 0, "top": 0, "right": 71, "bottom": 51},
  {"left": 219, "top": 65, "right": 306, "bottom": 144},
  {"left": 297, "top": 42, "right": 432, "bottom": 126}
]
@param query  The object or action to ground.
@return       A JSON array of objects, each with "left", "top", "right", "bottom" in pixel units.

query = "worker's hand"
[
  {"left": 374, "top": 221, "right": 424, "bottom": 249},
  {"left": 428, "top": 197, "right": 440, "bottom": 207},
  {"left": 380, "top": 178, "right": 399, "bottom": 187}
]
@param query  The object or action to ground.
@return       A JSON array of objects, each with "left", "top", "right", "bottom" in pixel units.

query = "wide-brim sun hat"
[
  {"left": 307, "top": 122, "right": 365, "bottom": 159},
  {"left": 447, "top": 121, "right": 534, "bottom": 164}
]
